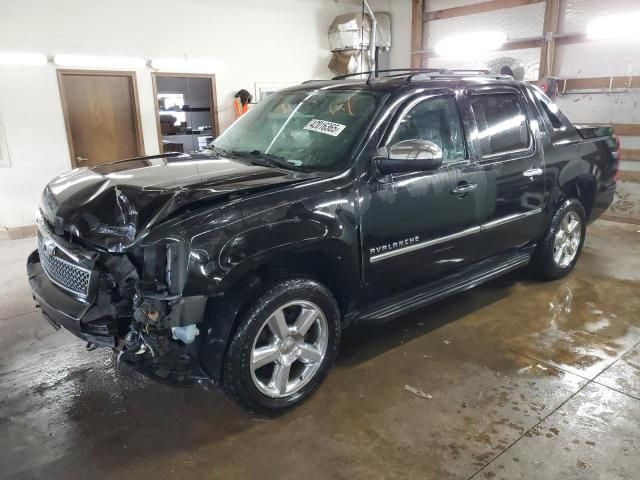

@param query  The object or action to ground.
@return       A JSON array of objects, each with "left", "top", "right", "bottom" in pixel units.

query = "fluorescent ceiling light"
[
  {"left": 587, "top": 12, "right": 640, "bottom": 40},
  {"left": 151, "top": 58, "right": 220, "bottom": 73},
  {"left": 0, "top": 53, "right": 48, "bottom": 66},
  {"left": 435, "top": 31, "right": 506, "bottom": 57},
  {"left": 53, "top": 54, "right": 146, "bottom": 69}
]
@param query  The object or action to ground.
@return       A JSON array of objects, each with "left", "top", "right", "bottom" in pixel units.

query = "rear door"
[
  {"left": 466, "top": 87, "right": 546, "bottom": 257},
  {"left": 360, "top": 91, "right": 488, "bottom": 296}
]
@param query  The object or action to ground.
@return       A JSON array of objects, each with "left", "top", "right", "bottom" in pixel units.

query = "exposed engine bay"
[{"left": 30, "top": 210, "right": 209, "bottom": 386}]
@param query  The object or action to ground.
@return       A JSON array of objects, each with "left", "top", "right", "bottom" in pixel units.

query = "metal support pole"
[{"left": 363, "top": 0, "right": 377, "bottom": 76}]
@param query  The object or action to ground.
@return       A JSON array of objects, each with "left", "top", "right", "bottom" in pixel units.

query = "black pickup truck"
[{"left": 27, "top": 70, "right": 618, "bottom": 412}]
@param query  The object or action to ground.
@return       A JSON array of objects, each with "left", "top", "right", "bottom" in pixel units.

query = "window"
[
  {"left": 389, "top": 96, "right": 466, "bottom": 164},
  {"left": 531, "top": 86, "right": 567, "bottom": 131},
  {"left": 470, "top": 93, "right": 530, "bottom": 157},
  {"left": 213, "top": 90, "right": 382, "bottom": 171},
  {"left": 539, "top": 101, "right": 563, "bottom": 130},
  {"left": 157, "top": 93, "right": 187, "bottom": 126},
  {"left": 154, "top": 75, "right": 218, "bottom": 154}
]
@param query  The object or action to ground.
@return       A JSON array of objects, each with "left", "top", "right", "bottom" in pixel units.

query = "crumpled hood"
[{"left": 40, "top": 153, "right": 318, "bottom": 252}]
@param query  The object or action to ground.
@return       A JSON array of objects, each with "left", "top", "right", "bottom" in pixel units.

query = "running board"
[{"left": 355, "top": 251, "right": 532, "bottom": 324}]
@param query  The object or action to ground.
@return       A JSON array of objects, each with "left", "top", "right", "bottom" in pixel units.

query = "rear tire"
[
  {"left": 222, "top": 277, "right": 340, "bottom": 413},
  {"left": 532, "top": 199, "right": 586, "bottom": 280}
]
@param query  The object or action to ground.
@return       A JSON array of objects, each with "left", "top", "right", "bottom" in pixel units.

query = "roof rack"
[
  {"left": 332, "top": 68, "right": 445, "bottom": 80},
  {"left": 330, "top": 68, "right": 512, "bottom": 83},
  {"left": 408, "top": 71, "right": 513, "bottom": 82}
]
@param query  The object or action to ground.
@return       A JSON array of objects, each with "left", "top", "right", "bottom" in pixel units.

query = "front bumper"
[
  {"left": 27, "top": 249, "right": 213, "bottom": 386},
  {"left": 27, "top": 250, "right": 118, "bottom": 347}
]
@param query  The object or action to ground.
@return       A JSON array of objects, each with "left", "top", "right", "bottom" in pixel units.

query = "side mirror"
[{"left": 376, "top": 139, "right": 443, "bottom": 175}]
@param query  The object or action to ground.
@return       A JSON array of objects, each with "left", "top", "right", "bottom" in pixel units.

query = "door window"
[
  {"left": 470, "top": 93, "right": 530, "bottom": 157},
  {"left": 389, "top": 96, "right": 466, "bottom": 164}
]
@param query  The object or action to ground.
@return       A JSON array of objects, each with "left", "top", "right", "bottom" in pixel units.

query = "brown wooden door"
[{"left": 58, "top": 70, "right": 144, "bottom": 167}]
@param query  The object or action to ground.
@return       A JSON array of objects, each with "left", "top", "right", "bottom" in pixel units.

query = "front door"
[
  {"left": 58, "top": 70, "right": 144, "bottom": 168},
  {"left": 466, "top": 88, "right": 546, "bottom": 257},
  {"left": 360, "top": 92, "right": 488, "bottom": 297}
]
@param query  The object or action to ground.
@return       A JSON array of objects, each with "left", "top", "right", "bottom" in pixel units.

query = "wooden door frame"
[
  {"left": 151, "top": 72, "right": 220, "bottom": 153},
  {"left": 57, "top": 69, "right": 145, "bottom": 168}
]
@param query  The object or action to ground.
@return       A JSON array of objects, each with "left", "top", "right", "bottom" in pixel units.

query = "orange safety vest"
[{"left": 233, "top": 97, "right": 249, "bottom": 118}]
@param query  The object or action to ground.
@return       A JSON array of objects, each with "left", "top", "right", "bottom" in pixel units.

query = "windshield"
[{"left": 211, "top": 89, "right": 383, "bottom": 171}]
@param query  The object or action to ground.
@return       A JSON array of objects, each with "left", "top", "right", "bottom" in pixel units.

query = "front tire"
[
  {"left": 222, "top": 277, "right": 340, "bottom": 413},
  {"left": 532, "top": 198, "right": 586, "bottom": 280}
]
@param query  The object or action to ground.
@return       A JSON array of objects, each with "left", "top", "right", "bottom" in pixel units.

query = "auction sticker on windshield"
[{"left": 303, "top": 119, "right": 346, "bottom": 137}]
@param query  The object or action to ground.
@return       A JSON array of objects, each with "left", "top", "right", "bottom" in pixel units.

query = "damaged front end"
[{"left": 27, "top": 211, "right": 209, "bottom": 386}]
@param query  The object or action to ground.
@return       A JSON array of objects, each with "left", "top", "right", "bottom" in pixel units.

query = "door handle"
[
  {"left": 523, "top": 167, "right": 543, "bottom": 178},
  {"left": 450, "top": 183, "right": 478, "bottom": 197},
  {"left": 76, "top": 156, "right": 88, "bottom": 164}
]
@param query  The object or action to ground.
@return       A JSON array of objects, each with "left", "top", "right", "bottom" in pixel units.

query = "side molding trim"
[
  {"left": 370, "top": 226, "right": 480, "bottom": 263},
  {"left": 369, "top": 208, "right": 544, "bottom": 264},
  {"left": 481, "top": 208, "right": 543, "bottom": 231}
]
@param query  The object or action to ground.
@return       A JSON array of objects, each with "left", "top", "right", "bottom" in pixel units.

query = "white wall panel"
[
  {"left": 555, "top": 42, "right": 640, "bottom": 77},
  {"left": 620, "top": 161, "right": 640, "bottom": 172},
  {"left": 370, "top": 0, "right": 412, "bottom": 68},
  {"left": 559, "top": 0, "right": 640, "bottom": 33},
  {"left": 0, "top": 66, "right": 72, "bottom": 229},
  {"left": 426, "top": 3, "right": 544, "bottom": 46},
  {"left": 556, "top": 92, "right": 640, "bottom": 124},
  {"left": 620, "top": 137, "right": 640, "bottom": 149},
  {"left": 427, "top": 47, "right": 541, "bottom": 80}
]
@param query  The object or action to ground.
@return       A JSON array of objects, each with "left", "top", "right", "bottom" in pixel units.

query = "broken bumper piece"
[
  {"left": 27, "top": 249, "right": 211, "bottom": 387},
  {"left": 27, "top": 250, "right": 118, "bottom": 347}
]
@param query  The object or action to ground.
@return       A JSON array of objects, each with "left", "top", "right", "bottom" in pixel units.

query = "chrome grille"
[{"left": 38, "top": 236, "right": 91, "bottom": 297}]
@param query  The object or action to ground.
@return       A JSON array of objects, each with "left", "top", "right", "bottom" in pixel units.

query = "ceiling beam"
[
  {"left": 618, "top": 170, "right": 640, "bottom": 181},
  {"left": 560, "top": 76, "right": 640, "bottom": 91},
  {"left": 411, "top": 0, "right": 425, "bottom": 68},
  {"left": 424, "top": 0, "right": 543, "bottom": 22},
  {"left": 612, "top": 124, "right": 640, "bottom": 137},
  {"left": 539, "top": 0, "right": 560, "bottom": 77},
  {"left": 554, "top": 33, "right": 588, "bottom": 45}
]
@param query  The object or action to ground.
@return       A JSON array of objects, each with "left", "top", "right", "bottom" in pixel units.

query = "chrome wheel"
[
  {"left": 553, "top": 211, "right": 582, "bottom": 268},
  {"left": 250, "top": 300, "right": 328, "bottom": 398}
]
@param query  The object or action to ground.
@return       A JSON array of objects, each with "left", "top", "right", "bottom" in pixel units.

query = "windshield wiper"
[
  {"left": 243, "top": 150, "right": 308, "bottom": 171},
  {"left": 207, "top": 144, "right": 233, "bottom": 158}
]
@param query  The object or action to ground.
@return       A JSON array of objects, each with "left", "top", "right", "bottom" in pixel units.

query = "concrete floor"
[{"left": 1, "top": 220, "right": 640, "bottom": 480}]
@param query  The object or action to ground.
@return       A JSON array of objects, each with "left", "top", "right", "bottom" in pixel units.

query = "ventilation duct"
[
  {"left": 329, "top": 13, "right": 372, "bottom": 52},
  {"left": 327, "top": 11, "right": 391, "bottom": 76}
]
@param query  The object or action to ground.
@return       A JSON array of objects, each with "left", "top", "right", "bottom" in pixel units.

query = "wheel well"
[
  {"left": 562, "top": 177, "right": 596, "bottom": 217},
  {"left": 200, "top": 248, "right": 356, "bottom": 383},
  {"left": 252, "top": 249, "right": 353, "bottom": 315}
]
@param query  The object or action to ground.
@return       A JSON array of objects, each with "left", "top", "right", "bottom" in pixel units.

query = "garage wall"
[
  {"left": 424, "top": 1, "right": 545, "bottom": 80},
  {"left": 552, "top": 0, "right": 640, "bottom": 222},
  {"left": 0, "top": 0, "right": 412, "bottom": 232},
  {"left": 422, "top": 0, "right": 640, "bottom": 223}
]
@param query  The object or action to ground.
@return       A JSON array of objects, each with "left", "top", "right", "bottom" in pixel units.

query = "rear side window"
[
  {"left": 539, "top": 101, "right": 564, "bottom": 129},
  {"left": 531, "top": 87, "right": 568, "bottom": 131},
  {"left": 470, "top": 93, "right": 530, "bottom": 157}
]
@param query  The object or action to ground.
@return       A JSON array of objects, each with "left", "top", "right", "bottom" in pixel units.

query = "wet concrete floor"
[{"left": 1, "top": 219, "right": 639, "bottom": 479}]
